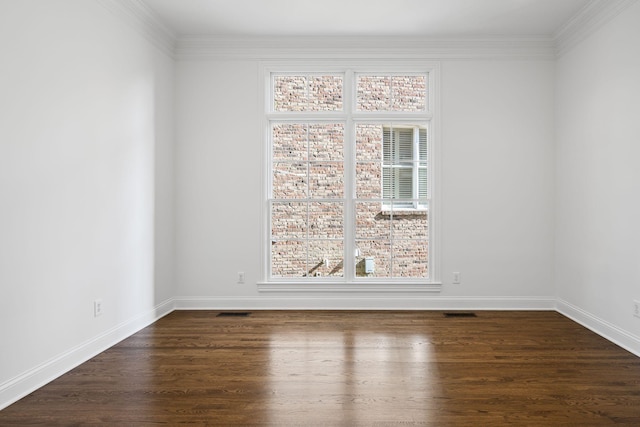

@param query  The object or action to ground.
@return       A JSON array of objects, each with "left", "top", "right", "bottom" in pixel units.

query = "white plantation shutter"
[
  {"left": 419, "top": 169, "right": 428, "bottom": 199},
  {"left": 398, "top": 168, "right": 413, "bottom": 199},
  {"left": 418, "top": 128, "right": 428, "bottom": 201},
  {"left": 397, "top": 128, "right": 413, "bottom": 162},
  {"left": 395, "top": 128, "right": 414, "bottom": 205},
  {"left": 383, "top": 168, "right": 413, "bottom": 201},
  {"left": 383, "top": 126, "right": 426, "bottom": 207},
  {"left": 382, "top": 167, "right": 393, "bottom": 199},
  {"left": 383, "top": 128, "right": 392, "bottom": 163},
  {"left": 383, "top": 127, "right": 393, "bottom": 201}
]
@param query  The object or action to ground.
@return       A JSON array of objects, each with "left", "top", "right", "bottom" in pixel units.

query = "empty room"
[{"left": 1, "top": 0, "right": 639, "bottom": 425}]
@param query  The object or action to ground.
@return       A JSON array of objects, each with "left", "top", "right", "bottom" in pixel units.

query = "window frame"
[{"left": 260, "top": 61, "right": 441, "bottom": 290}]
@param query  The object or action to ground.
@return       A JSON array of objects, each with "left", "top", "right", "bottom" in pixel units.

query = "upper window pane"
[
  {"left": 272, "top": 123, "right": 308, "bottom": 161},
  {"left": 355, "top": 124, "right": 383, "bottom": 162},
  {"left": 309, "top": 123, "right": 344, "bottom": 161},
  {"left": 356, "top": 74, "right": 427, "bottom": 112},
  {"left": 274, "top": 75, "right": 343, "bottom": 112}
]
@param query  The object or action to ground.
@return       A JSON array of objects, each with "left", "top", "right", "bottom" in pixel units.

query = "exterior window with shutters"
[
  {"left": 263, "top": 65, "right": 440, "bottom": 286},
  {"left": 383, "top": 126, "right": 427, "bottom": 210}
]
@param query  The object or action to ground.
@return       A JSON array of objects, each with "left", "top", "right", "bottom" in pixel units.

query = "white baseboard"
[
  {"left": 0, "top": 298, "right": 175, "bottom": 411},
  {"left": 173, "top": 295, "right": 557, "bottom": 311},
  {"left": 556, "top": 299, "right": 640, "bottom": 357}
]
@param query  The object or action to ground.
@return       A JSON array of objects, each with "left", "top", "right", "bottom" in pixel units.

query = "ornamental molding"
[
  {"left": 554, "top": 0, "right": 637, "bottom": 56},
  {"left": 174, "top": 35, "right": 555, "bottom": 60},
  {"left": 96, "top": 0, "right": 638, "bottom": 60},
  {"left": 96, "top": 0, "right": 176, "bottom": 57}
]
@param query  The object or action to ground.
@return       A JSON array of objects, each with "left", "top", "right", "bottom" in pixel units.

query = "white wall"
[
  {"left": 0, "top": 0, "right": 174, "bottom": 407},
  {"left": 441, "top": 60, "right": 556, "bottom": 300},
  {"left": 174, "top": 58, "right": 556, "bottom": 308},
  {"left": 555, "top": 1, "right": 640, "bottom": 352},
  {"left": 174, "top": 60, "right": 263, "bottom": 300}
]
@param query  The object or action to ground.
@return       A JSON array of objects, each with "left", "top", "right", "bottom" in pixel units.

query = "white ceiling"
[{"left": 142, "top": 0, "right": 592, "bottom": 38}]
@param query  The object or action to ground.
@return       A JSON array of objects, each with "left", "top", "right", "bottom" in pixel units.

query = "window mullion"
[
  {"left": 306, "top": 124, "right": 310, "bottom": 278},
  {"left": 344, "top": 69, "right": 355, "bottom": 282},
  {"left": 413, "top": 126, "right": 420, "bottom": 209}
]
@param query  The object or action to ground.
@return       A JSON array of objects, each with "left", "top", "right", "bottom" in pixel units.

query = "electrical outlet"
[
  {"left": 237, "top": 272, "right": 245, "bottom": 284},
  {"left": 94, "top": 299, "right": 103, "bottom": 317},
  {"left": 634, "top": 300, "right": 640, "bottom": 318},
  {"left": 452, "top": 272, "right": 461, "bottom": 284}
]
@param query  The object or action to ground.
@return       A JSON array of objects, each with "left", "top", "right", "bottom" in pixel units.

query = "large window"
[{"left": 264, "top": 65, "right": 439, "bottom": 285}]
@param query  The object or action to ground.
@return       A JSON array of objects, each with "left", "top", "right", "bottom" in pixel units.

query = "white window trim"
[{"left": 259, "top": 60, "right": 441, "bottom": 291}]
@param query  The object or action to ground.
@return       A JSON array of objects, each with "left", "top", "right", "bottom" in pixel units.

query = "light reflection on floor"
[{"left": 266, "top": 331, "right": 439, "bottom": 425}]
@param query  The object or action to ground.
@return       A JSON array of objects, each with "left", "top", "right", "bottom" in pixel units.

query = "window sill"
[
  {"left": 379, "top": 209, "right": 427, "bottom": 216},
  {"left": 257, "top": 282, "right": 442, "bottom": 293}
]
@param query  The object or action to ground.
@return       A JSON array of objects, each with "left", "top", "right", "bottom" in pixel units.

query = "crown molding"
[
  {"left": 96, "top": 0, "right": 177, "bottom": 57},
  {"left": 175, "top": 35, "right": 555, "bottom": 61},
  {"left": 554, "top": 0, "right": 637, "bottom": 56},
  {"left": 95, "top": 0, "right": 637, "bottom": 61}
]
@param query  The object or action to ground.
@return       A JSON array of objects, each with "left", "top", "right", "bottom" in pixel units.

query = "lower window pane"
[
  {"left": 355, "top": 240, "right": 391, "bottom": 277},
  {"left": 392, "top": 240, "right": 428, "bottom": 278},
  {"left": 309, "top": 202, "right": 343, "bottom": 239},
  {"left": 271, "top": 202, "right": 307, "bottom": 239},
  {"left": 355, "top": 201, "right": 390, "bottom": 239},
  {"left": 309, "top": 240, "right": 344, "bottom": 277},
  {"left": 392, "top": 211, "right": 428, "bottom": 240},
  {"left": 271, "top": 241, "right": 307, "bottom": 278}
]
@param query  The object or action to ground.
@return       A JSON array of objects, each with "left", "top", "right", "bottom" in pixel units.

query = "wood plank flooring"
[{"left": 1, "top": 310, "right": 639, "bottom": 426}]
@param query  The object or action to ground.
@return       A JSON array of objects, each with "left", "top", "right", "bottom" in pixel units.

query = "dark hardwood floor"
[{"left": 1, "top": 310, "right": 639, "bottom": 426}]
